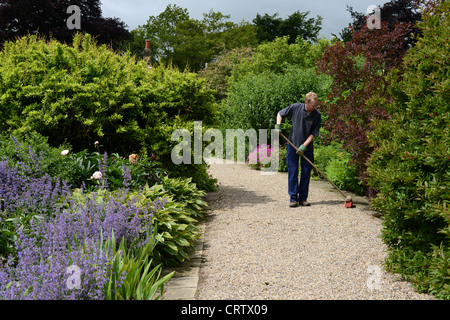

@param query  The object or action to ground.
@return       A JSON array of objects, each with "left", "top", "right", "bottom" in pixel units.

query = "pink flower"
[{"left": 61, "top": 150, "right": 69, "bottom": 156}]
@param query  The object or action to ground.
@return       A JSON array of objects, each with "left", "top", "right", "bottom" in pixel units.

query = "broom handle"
[{"left": 279, "top": 132, "right": 348, "bottom": 200}]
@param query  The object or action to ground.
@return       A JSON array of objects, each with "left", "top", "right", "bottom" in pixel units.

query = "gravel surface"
[{"left": 195, "top": 158, "right": 433, "bottom": 300}]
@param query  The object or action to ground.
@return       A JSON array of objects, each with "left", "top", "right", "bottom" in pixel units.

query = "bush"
[
  {"left": 151, "top": 117, "right": 218, "bottom": 192},
  {"left": 0, "top": 160, "right": 71, "bottom": 258},
  {"left": 246, "top": 142, "right": 287, "bottom": 172},
  {"left": 229, "top": 37, "right": 331, "bottom": 83},
  {"left": 313, "top": 142, "right": 342, "bottom": 174},
  {"left": 324, "top": 153, "right": 364, "bottom": 195},
  {"left": 0, "top": 142, "right": 205, "bottom": 299},
  {"left": 366, "top": 1, "right": 449, "bottom": 299},
  {"left": 0, "top": 133, "right": 166, "bottom": 193},
  {"left": 0, "top": 34, "right": 219, "bottom": 190},
  {"left": 198, "top": 46, "right": 254, "bottom": 101},
  {"left": 224, "top": 67, "right": 331, "bottom": 131},
  {"left": 316, "top": 14, "right": 415, "bottom": 185}
]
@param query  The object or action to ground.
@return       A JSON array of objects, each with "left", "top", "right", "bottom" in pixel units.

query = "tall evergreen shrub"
[{"left": 367, "top": 1, "right": 449, "bottom": 299}]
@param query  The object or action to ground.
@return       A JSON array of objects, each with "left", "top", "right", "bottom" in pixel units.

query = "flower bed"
[{"left": 0, "top": 134, "right": 206, "bottom": 300}]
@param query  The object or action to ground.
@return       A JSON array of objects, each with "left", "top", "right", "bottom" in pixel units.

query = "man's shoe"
[
  {"left": 299, "top": 201, "right": 311, "bottom": 206},
  {"left": 289, "top": 201, "right": 299, "bottom": 208}
]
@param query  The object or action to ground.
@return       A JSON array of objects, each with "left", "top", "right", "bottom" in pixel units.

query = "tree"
[
  {"left": 253, "top": 13, "right": 282, "bottom": 43},
  {"left": 198, "top": 46, "right": 254, "bottom": 101},
  {"left": 141, "top": 4, "right": 190, "bottom": 66},
  {"left": 0, "top": 0, "right": 130, "bottom": 49},
  {"left": 135, "top": 5, "right": 257, "bottom": 72},
  {"left": 317, "top": 14, "right": 416, "bottom": 189},
  {"left": 334, "top": 0, "right": 422, "bottom": 44},
  {"left": 253, "top": 10, "right": 322, "bottom": 44}
]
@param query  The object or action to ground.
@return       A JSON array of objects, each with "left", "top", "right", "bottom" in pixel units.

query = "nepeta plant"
[
  {"left": 0, "top": 189, "right": 166, "bottom": 300},
  {"left": 0, "top": 160, "right": 71, "bottom": 258}
]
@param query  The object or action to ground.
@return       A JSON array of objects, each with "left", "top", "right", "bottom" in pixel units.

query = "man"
[{"left": 275, "top": 92, "right": 321, "bottom": 207}]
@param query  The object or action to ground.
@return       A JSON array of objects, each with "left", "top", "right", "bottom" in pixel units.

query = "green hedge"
[
  {"left": 366, "top": 1, "right": 449, "bottom": 299},
  {"left": 0, "top": 34, "right": 219, "bottom": 190},
  {"left": 224, "top": 67, "right": 331, "bottom": 131}
]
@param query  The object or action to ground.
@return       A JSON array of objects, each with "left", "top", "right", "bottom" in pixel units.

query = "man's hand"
[
  {"left": 296, "top": 144, "right": 307, "bottom": 155},
  {"left": 274, "top": 124, "right": 282, "bottom": 132}
]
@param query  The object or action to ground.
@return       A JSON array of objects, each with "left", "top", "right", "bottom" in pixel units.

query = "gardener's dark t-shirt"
[{"left": 278, "top": 103, "right": 321, "bottom": 149}]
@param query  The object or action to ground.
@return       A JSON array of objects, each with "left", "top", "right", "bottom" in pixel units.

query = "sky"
[{"left": 100, "top": 0, "right": 389, "bottom": 39}]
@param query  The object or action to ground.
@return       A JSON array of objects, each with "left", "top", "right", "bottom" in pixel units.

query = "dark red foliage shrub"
[{"left": 316, "top": 19, "right": 415, "bottom": 189}]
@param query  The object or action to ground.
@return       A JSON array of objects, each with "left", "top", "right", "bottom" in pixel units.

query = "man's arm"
[
  {"left": 276, "top": 112, "right": 282, "bottom": 125},
  {"left": 275, "top": 112, "right": 283, "bottom": 131},
  {"left": 303, "top": 134, "right": 315, "bottom": 148}
]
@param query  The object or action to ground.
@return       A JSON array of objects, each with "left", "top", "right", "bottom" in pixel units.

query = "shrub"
[
  {"left": 198, "top": 46, "right": 254, "bottom": 101},
  {"left": 0, "top": 160, "right": 71, "bottom": 259},
  {"left": 229, "top": 37, "right": 332, "bottom": 83},
  {"left": 0, "top": 132, "right": 75, "bottom": 185},
  {"left": 69, "top": 148, "right": 165, "bottom": 192},
  {"left": 0, "top": 139, "right": 202, "bottom": 299},
  {"left": 151, "top": 117, "right": 218, "bottom": 192},
  {"left": 224, "top": 67, "right": 331, "bottom": 131},
  {"left": 0, "top": 33, "right": 219, "bottom": 190},
  {"left": 366, "top": 1, "right": 449, "bottom": 299},
  {"left": 0, "top": 133, "right": 166, "bottom": 193},
  {"left": 316, "top": 15, "right": 416, "bottom": 186},
  {"left": 313, "top": 142, "right": 342, "bottom": 174},
  {"left": 324, "top": 153, "right": 364, "bottom": 195},
  {"left": 246, "top": 142, "right": 286, "bottom": 172},
  {"left": 246, "top": 144, "right": 274, "bottom": 170}
]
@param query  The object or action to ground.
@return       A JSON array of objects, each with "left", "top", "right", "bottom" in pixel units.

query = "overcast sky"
[{"left": 100, "top": 0, "right": 389, "bottom": 39}]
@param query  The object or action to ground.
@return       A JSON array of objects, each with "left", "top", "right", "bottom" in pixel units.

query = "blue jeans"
[{"left": 286, "top": 144, "right": 314, "bottom": 202}]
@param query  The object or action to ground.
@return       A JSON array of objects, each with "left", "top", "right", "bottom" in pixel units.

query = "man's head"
[{"left": 305, "top": 92, "right": 318, "bottom": 113}]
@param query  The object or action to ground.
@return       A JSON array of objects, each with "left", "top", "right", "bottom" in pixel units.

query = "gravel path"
[{"left": 195, "top": 158, "right": 433, "bottom": 300}]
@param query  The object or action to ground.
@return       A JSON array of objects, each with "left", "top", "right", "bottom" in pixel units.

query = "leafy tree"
[
  {"left": 140, "top": 4, "right": 190, "bottom": 66},
  {"left": 134, "top": 5, "right": 257, "bottom": 71},
  {"left": 252, "top": 13, "right": 282, "bottom": 43},
  {"left": 334, "top": 0, "right": 422, "bottom": 44},
  {"left": 200, "top": 36, "right": 332, "bottom": 102},
  {"left": 198, "top": 46, "right": 254, "bottom": 101},
  {"left": 253, "top": 10, "right": 322, "bottom": 44},
  {"left": 0, "top": 0, "right": 130, "bottom": 49},
  {"left": 316, "top": 6, "right": 420, "bottom": 189},
  {"left": 366, "top": 0, "right": 449, "bottom": 299},
  {"left": 231, "top": 37, "right": 332, "bottom": 80}
]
